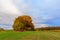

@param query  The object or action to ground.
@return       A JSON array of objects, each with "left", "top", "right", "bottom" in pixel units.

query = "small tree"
[{"left": 0, "top": 28, "right": 4, "bottom": 31}]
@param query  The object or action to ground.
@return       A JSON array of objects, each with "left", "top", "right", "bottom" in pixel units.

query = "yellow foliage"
[{"left": 13, "top": 15, "right": 34, "bottom": 31}]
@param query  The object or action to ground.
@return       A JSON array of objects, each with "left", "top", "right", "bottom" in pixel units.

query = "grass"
[{"left": 0, "top": 31, "right": 60, "bottom": 40}]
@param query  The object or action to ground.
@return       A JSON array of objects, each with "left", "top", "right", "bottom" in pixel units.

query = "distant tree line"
[{"left": 35, "top": 26, "right": 60, "bottom": 31}]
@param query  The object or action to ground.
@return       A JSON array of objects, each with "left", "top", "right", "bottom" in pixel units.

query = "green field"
[{"left": 0, "top": 31, "right": 60, "bottom": 40}]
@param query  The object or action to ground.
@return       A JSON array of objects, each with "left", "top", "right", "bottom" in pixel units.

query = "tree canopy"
[{"left": 13, "top": 15, "right": 34, "bottom": 31}]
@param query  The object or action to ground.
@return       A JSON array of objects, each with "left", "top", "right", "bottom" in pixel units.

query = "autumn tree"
[{"left": 13, "top": 15, "right": 34, "bottom": 31}]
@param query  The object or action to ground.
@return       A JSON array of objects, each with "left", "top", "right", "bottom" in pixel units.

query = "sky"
[{"left": 0, "top": 0, "right": 60, "bottom": 29}]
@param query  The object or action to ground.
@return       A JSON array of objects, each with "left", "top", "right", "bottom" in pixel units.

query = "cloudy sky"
[{"left": 0, "top": 0, "right": 60, "bottom": 29}]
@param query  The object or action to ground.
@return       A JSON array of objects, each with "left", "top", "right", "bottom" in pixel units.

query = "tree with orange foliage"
[{"left": 13, "top": 15, "right": 34, "bottom": 31}]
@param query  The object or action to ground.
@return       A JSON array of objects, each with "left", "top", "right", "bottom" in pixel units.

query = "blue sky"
[{"left": 0, "top": 0, "right": 60, "bottom": 29}]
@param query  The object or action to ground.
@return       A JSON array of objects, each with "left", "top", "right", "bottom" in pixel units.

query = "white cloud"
[
  {"left": 13, "top": 0, "right": 30, "bottom": 15},
  {"left": 34, "top": 24, "right": 48, "bottom": 28},
  {"left": 0, "top": 17, "right": 2, "bottom": 19},
  {"left": 0, "top": 0, "right": 22, "bottom": 16}
]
